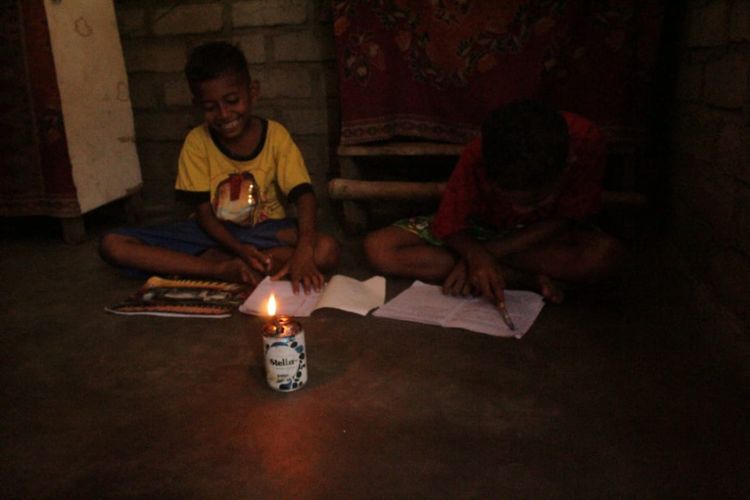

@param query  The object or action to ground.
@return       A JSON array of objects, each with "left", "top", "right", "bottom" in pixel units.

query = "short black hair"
[
  {"left": 185, "top": 41, "right": 251, "bottom": 96},
  {"left": 481, "top": 99, "right": 569, "bottom": 191}
]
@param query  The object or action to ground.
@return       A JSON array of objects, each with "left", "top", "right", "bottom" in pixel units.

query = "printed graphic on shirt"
[{"left": 212, "top": 172, "right": 260, "bottom": 226}]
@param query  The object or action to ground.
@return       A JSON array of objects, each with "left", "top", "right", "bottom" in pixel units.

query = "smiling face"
[{"left": 194, "top": 71, "right": 256, "bottom": 144}]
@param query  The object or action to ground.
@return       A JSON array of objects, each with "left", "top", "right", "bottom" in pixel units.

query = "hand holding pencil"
[
  {"left": 480, "top": 267, "right": 515, "bottom": 331},
  {"left": 496, "top": 300, "right": 516, "bottom": 331},
  {"left": 464, "top": 252, "right": 516, "bottom": 331}
]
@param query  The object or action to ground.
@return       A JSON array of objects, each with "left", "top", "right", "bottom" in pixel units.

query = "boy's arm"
[
  {"left": 484, "top": 217, "right": 569, "bottom": 257},
  {"left": 443, "top": 217, "right": 569, "bottom": 305},
  {"left": 195, "top": 201, "right": 270, "bottom": 276},
  {"left": 444, "top": 230, "right": 506, "bottom": 306},
  {"left": 271, "top": 191, "right": 324, "bottom": 294}
]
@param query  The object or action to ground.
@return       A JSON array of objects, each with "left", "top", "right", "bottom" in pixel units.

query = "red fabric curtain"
[
  {"left": 333, "top": 0, "right": 666, "bottom": 145},
  {"left": 0, "top": 0, "right": 79, "bottom": 217}
]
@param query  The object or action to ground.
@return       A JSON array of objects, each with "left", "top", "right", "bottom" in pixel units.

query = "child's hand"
[
  {"left": 238, "top": 245, "right": 271, "bottom": 274},
  {"left": 465, "top": 248, "right": 506, "bottom": 307},
  {"left": 442, "top": 259, "right": 475, "bottom": 297},
  {"left": 271, "top": 247, "right": 324, "bottom": 294}
]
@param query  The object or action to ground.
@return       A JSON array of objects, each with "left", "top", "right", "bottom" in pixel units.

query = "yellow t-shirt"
[{"left": 174, "top": 119, "right": 311, "bottom": 226}]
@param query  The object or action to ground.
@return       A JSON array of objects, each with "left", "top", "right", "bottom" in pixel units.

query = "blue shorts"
[{"left": 109, "top": 217, "right": 297, "bottom": 255}]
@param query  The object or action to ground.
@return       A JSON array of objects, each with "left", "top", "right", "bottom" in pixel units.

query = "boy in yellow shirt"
[{"left": 101, "top": 42, "right": 339, "bottom": 293}]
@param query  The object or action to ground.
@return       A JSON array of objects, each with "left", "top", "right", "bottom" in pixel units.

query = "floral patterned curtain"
[{"left": 333, "top": 0, "right": 666, "bottom": 145}]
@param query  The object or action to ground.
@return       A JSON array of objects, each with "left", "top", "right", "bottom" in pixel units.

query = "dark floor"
[{"left": 1, "top": 214, "right": 749, "bottom": 498}]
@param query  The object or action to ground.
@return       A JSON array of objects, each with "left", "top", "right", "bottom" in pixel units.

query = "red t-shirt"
[{"left": 431, "top": 112, "right": 606, "bottom": 240}]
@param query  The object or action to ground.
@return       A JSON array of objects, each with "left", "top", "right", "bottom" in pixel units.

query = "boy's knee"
[
  {"left": 99, "top": 232, "right": 120, "bottom": 262},
  {"left": 315, "top": 234, "right": 341, "bottom": 271},
  {"left": 363, "top": 231, "right": 388, "bottom": 272},
  {"left": 588, "top": 233, "right": 626, "bottom": 281},
  {"left": 99, "top": 232, "right": 136, "bottom": 265},
  {"left": 599, "top": 233, "right": 625, "bottom": 263}
]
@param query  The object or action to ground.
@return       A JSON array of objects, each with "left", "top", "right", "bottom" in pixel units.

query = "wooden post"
[
  {"left": 328, "top": 178, "right": 647, "bottom": 209},
  {"left": 334, "top": 142, "right": 464, "bottom": 234},
  {"left": 60, "top": 216, "right": 86, "bottom": 244},
  {"left": 336, "top": 156, "right": 368, "bottom": 234}
]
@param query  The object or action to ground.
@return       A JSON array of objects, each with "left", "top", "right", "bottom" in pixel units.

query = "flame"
[{"left": 267, "top": 293, "right": 277, "bottom": 317}]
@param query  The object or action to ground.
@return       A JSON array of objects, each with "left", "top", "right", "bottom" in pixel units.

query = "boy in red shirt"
[{"left": 364, "top": 100, "right": 624, "bottom": 305}]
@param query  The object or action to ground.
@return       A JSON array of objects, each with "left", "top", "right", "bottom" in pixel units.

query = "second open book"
[
  {"left": 373, "top": 281, "right": 544, "bottom": 338},
  {"left": 240, "top": 276, "right": 545, "bottom": 338},
  {"left": 239, "top": 275, "right": 387, "bottom": 317}
]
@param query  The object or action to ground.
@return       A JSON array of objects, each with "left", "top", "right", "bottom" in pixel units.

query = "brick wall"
[
  {"left": 669, "top": 0, "right": 750, "bottom": 370},
  {"left": 113, "top": 0, "right": 339, "bottom": 230}
]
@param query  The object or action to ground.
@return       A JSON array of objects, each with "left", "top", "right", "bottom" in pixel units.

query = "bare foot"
[
  {"left": 538, "top": 275, "right": 565, "bottom": 304},
  {"left": 263, "top": 247, "right": 293, "bottom": 275},
  {"left": 201, "top": 248, "right": 234, "bottom": 262},
  {"left": 215, "top": 258, "right": 261, "bottom": 285},
  {"left": 500, "top": 266, "right": 565, "bottom": 303}
]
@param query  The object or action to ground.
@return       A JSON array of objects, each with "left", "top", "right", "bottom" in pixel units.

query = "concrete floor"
[{"left": 1, "top": 215, "right": 749, "bottom": 498}]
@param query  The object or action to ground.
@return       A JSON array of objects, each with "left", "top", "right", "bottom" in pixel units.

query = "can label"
[{"left": 263, "top": 330, "right": 307, "bottom": 392}]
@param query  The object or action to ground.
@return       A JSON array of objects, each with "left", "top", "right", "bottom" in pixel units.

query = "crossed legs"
[
  {"left": 364, "top": 224, "right": 625, "bottom": 302},
  {"left": 99, "top": 230, "right": 339, "bottom": 284}
]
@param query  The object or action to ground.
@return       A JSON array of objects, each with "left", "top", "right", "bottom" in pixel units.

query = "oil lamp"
[{"left": 262, "top": 293, "right": 307, "bottom": 391}]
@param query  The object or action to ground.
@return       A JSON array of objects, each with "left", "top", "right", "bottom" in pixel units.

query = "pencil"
[{"left": 498, "top": 301, "right": 516, "bottom": 331}]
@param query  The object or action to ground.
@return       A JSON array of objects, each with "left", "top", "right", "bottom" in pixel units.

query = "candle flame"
[{"left": 267, "top": 293, "right": 277, "bottom": 317}]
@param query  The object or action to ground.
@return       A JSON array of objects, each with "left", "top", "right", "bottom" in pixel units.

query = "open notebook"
[
  {"left": 373, "top": 281, "right": 545, "bottom": 338},
  {"left": 240, "top": 275, "right": 386, "bottom": 317}
]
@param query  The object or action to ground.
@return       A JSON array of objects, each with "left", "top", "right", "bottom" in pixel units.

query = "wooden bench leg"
[
  {"left": 620, "top": 151, "right": 638, "bottom": 239},
  {"left": 337, "top": 156, "right": 368, "bottom": 234},
  {"left": 60, "top": 216, "right": 85, "bottom": 244},
  {"left": 123, "top": 192, "right": 143, "bottom": 225}
]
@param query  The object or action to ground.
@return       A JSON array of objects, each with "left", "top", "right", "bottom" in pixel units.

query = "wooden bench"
[{"left": 329, "top": 130, "right": 649, "bottom": 235}]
